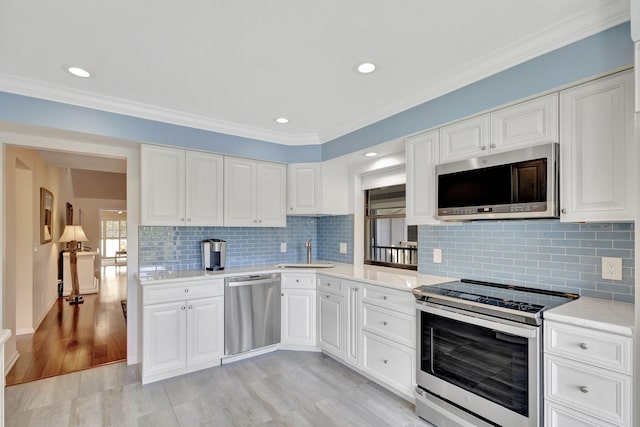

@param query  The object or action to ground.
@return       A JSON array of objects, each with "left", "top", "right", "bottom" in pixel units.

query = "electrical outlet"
[
  {"left": 433, "top": 248, "right": 442, "bottom": 264},
  {"left": 280, "top": 242, "right": 286, "bottom": 253},
  {"left": 601, "top": 257, "right": 622, "bottom": 281},
  {"left": 339, "top": 243, "right": 347, "bottom": 254}
]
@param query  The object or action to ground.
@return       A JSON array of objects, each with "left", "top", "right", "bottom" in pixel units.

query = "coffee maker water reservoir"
[{"left": 202, "top": 239, "right": 226, "bottom": 270}]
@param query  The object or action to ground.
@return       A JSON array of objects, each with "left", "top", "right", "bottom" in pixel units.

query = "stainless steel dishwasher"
[{"left": 224, "top": 273, "right": 281, "bottom": 355}]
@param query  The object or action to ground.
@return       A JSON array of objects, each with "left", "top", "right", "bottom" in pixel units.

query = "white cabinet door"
[
  {"left": 257, "top": 161, "right": 287, "bottom": 227},
  {"left": 141, "top": 145, "right": 186, "bottom": 225},
  {"left": 406, "top": 129, "right": 440, "bottom": 225},
  {"left": 224, "top": 156, "right": 256, "bottom": 226},
  {"left": 143, "top": 301, "right": 187, "bottom": 376},
  {"left": 281, "top": 289, "right": 317, "bottom": 347},
  {"left": 560, "top": 71, "right": 635, "bottom": 222},
  {"left": 344, "top": 281, "right": 361, "bottom": 367},
  {"left": 224, "top": 156, "right": 286, "bottom": 226},
  {"left": 287, "top": 163, "right": 321, "bottom": 214},
  {"left": 186, "top": 296, "right": 224, "bottom": 366},
  {"left": 318, "top": 291, "right": 343, "bottom": 358},
  {"left": 439, "top": 114, "right": 490, "bottom": 162},
  {"left": 185, "top": 151, "right": 224, "bottom": 226},
  {"left": 491, "top": 93, "right": 558, "bottom": 152}
]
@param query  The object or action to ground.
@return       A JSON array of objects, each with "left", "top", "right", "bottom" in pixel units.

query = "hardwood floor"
[
  {"left": 6, "top": 266, "right": 127, "bottom": 386},
  {"left": 5, "top": 350, "right": 433, "bottom": 427}
]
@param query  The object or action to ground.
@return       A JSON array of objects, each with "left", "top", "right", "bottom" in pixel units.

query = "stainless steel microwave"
[{"left": 435, "top": 143, "right": 559, "bottom": 221}]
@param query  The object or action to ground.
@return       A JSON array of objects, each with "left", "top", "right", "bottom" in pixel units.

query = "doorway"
[
  {"left": 3, "top": 145, "right": 129, "bottom": 385},
  {"left": 100, "top": 209, "right": 127, "bottom": 270}
]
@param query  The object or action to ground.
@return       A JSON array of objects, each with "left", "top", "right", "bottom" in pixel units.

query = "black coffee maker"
[{"left": 202, "top": 239, "right": 226, "bottom": 271}]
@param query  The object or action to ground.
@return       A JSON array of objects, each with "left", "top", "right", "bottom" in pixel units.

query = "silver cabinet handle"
[
  {"left": 184, "top": 289, "right": 189, "bottom": 293},
  {"left": 254, "top": 219, "right": 258, "bottom": 223},
  {"left": 579, "top": 386, "right": 589, "bottom": 393},
  {"left": 181, "top": 306, "right": 186, "bottom": 310},
  {"left": 326, "top": 295, "right": 330, "bottom": 299},
  {"left": 296, "top": 279, "right": 299, "bottom": 283},
  {"left": 281, "top": 293, "right": 284, "bottom": 297},
  {"left": 383, "top": 321, "right": 388, "bottom": 326},
  {"left": 490, "top": 143, "right": 496, "bottom": 149},
  {"left": 383, "top": 359, "right": 388, "bottom": 364},
  {"left": 188, "top": 305, "right": 193, "bottom": 309},
  {"left": 382, "top": 296, "right": 388, "bottom": 300},
  {"left": 579, "top": 343, "right": 588, "bottom": 350},
  {"left": 187, "top": 218, "right": 191, "bottom": 222},
  {"left": 180, "top": 218, "right": 185, "bottom": 222},
  {"left": 481, "top": 146, "right": 487, "bottom": 150},
  {"left": 327, "top": 283, "right": 331, "bottom": 286},
  {"left": 561, "top": 208, "right": 567, "bottom": 214}
]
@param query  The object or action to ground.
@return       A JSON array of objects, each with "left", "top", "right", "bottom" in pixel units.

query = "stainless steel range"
[{"left": 413, "top": 279, "right": 578, "bottom": 427}]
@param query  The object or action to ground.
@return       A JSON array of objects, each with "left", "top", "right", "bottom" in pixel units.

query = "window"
[
  {"left": 100, "top": 210, "right": 127, "bottom": 258},
  {"left": 364, "top": 184, "right": 417, "bottom": 270}
]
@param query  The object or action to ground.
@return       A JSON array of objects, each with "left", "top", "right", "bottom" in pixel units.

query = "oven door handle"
[{"left": 416, "top": 301, "right": 538, "bottom": 338}]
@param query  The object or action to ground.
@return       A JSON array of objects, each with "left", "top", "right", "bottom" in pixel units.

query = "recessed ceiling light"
[
  {"left": 275, "top": 117, "right": 289, "bottom": 124},
  {"left": 356, "top": 62, "right": 376, "bottom": 74},
  {"left": 67, "top": 66, "right": 91, "bottom": 78},
  {"left": 364, "top": 152, "right": 378, "bottom": 157}
]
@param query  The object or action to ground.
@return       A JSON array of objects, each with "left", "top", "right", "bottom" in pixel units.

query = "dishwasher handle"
[{"left": 226, "top": 277, "right": 279, "bottom": 287}]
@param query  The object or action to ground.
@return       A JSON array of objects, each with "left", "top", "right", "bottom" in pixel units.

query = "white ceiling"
[{"left": 0, "top": 1, "right": 629, "bottom": 146}]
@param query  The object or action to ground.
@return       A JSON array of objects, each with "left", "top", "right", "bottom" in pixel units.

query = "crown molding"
[
  {"left": 319, "top": 3, "right": 630, "bottom": 142},
  {"left": 0, "top": 74, "right": 322, "bottom": 146}
]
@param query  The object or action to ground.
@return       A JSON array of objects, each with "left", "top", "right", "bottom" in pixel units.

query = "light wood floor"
[
  {"left": 5, "top": 350, "right": 433, "bottom": 427},
  {"left": 6, "top": 266, "right": 128, "bottom": 386}
]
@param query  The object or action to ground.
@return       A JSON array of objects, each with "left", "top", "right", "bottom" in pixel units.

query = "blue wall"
[
  {"left": 0, "top": 23, "right": 632, "bottom": 163},
  {"left": 139, "top": 215, "right": 354, "bottom": 271},
  {"left": 418, "top": 220, "right": 635, "bottom": 303}
]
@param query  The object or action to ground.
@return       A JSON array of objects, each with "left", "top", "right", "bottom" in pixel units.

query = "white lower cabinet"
[
  {"left": 142, "top": 279, "right": 224, "bottom": 384},
  {"left": 318, "top": 290, "right": 344, "bottom": 358},
  {"left": 280, "top": 273, "right": 316, "bottom": 348},
  {"left": 544, "top": 320, "right": 634, "bottom": 427},
  {"left": 362, "top": 330, "right": 415, "bottom": 397}
]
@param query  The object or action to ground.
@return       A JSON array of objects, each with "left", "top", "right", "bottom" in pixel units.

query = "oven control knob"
[
  {"left": 579, "top": 386, "right": 589, "bottom": 394},
  {"left": 579, "top": 342, "right": 589, "bottom": 350}
]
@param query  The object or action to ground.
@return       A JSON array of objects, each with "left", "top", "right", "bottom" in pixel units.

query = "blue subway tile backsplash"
[
  {"left": 418, "top": 220, "right": 635, "bottom": 303},
  {"left": 139, "top": 215, "right": 354, "bottom": 271}
]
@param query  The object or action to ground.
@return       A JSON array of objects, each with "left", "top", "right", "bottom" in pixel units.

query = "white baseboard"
[
  {"left": 5, "top": 349, "right": 19, "bottom": 376},
  {"left": 221, "top": 345, "right": 278, "bottom": 364},
  {"left": 278, "top": 343, "right": 321, "bottom": 352},
  {"left": 15, "top": 328, "right": 34, "bottom": 336},
  {"left": 33, "top": 295, "right": 58, "bottom": 332}
]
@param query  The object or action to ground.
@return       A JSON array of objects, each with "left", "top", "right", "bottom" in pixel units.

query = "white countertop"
[
  {"left": 137, "top": 262, "right": 456, "bottom": 292},
  {"left": 544, "top": 297, "right": 635, "bottom": 337}
]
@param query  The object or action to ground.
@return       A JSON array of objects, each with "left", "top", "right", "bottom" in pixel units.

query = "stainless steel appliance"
[
  {"left": 202, "top": 239, "right": 226, "bottom": 271},
  {"left": 436, "top": 143, "right": 559, "bottom": 221},
  {"left": 413, "top": 279, "right": 578, "bottom": 427},
  {"left": 225, "top": 273, "right": 281, "bottom": 355}
]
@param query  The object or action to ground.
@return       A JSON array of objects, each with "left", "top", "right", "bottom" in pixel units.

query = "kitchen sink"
[{"left": 275, "top": 263, "right": 335, "bottom": 269}]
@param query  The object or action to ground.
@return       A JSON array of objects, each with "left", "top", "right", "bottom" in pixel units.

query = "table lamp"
[{"left": 59, "top": 225, "right": 89, "bottom": 305}]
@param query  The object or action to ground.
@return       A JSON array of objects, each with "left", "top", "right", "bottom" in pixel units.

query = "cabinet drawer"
[
  {"left": 362, "top": 285, "right": 413, "bottom": 315},
  {"left": 317, "top": 275, "right": 343, "bottom": 294},
  {"left": 362, "top": 331, "right": 414, "bottom": 396},
  {"left": 281, "top": 273, "right": 315, "bottom": 289},
  {"left": 144, "top": 279, "right": 224, "bottom": 304},
  {"left": 545, "top": 401, "right": 618, "bottom": 427},
  {"left": 362, "top": 304, "right": 415, "bottom": 348},
  {"left": 545, "top": 355, "right": 632, "bottom": 426},
  {"left": 544, "top": 321, "right": 632, "bottom": 374}
]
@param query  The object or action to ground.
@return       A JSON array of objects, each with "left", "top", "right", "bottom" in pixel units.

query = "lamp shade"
[{"left": 59, "top": 225, "right": 88, "bottom": 243}]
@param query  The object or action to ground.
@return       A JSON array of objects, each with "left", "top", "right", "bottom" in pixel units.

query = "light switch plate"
[
  {"left": 601, "top": 257, "right": 622, "bottom": 280},
  {"left": 280, "top": 242, "right": 286, "bottom": 253},
  {"left": 339, "top": 243, "right": 347, "bottom": 254}
]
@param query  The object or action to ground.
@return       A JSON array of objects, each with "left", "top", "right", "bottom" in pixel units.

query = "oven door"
[{"left": 416, "top": 301, "right": 540, "bottom": 427}]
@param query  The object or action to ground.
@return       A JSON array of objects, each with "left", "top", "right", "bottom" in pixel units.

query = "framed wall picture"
[
  {"left": 66, "top": 202, "right": 73, "bottom": 225},
  {"left": 40, "top": 187, "right": 53, "bottom": 244}
]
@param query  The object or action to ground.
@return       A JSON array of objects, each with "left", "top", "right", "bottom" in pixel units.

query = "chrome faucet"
[{"left": 305, "top": 239, "right": 312, "bottom": 264}]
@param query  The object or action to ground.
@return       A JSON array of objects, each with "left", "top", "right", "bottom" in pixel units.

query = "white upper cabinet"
[
  {"left": 405, "top": 129, "right": 440, "bottom": 225},
  {"left": 559, "top": 71, "right": 635, "bottom": 222},
  {"left": 287, "top": 161, "right": 349, "bottom": 215},
  {"left": 141, "top": 145, "right": 223, "bottom": 226},
  {"left": 491, "top": 93, "right": 558, "bottom": 153},
  {"left": 224, "top": 156, "right": 287, "bottom": 227},
  {"left": 439, "top": 94, "right": 559, "bottom": 163},
  {"left": 439, "top": 114, "right": 490, "bottom": 162},
  {"left": 287, "top": 163, "right": 321, "bottom": 214}
]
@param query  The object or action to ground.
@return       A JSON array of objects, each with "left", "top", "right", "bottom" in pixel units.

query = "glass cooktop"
[{"left": 413, "top": 279, "right": 579, "bottom": 324}]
